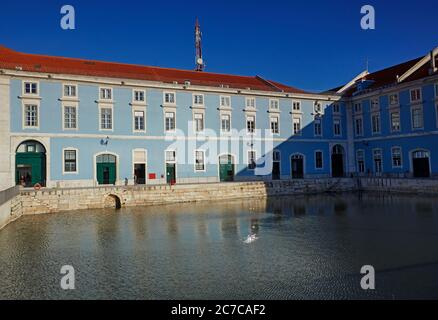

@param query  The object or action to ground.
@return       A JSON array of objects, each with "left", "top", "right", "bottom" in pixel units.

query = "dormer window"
[{"left": 24, "top": 82, "right": 38, "bottom": 95}]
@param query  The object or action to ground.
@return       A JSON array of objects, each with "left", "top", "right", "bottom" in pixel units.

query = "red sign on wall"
[{"left": 148, "top": 173, "right": 156, "bottom": 180}]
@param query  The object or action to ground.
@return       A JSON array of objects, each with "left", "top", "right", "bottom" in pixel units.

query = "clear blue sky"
[{"left": 0, "top": 0, "right": 436, "bottom": 92}]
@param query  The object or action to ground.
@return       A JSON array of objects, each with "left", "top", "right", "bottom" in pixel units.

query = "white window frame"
[
  {"left": 133, "top": 108, "right": 146, "bottom": 133},
  {"left": 332, "top": 103, "right": 340, "bottom": 114},
  {"left": 63, "top": 84, "right": 78, "bottom": 98},
  {"left": 270, "top": 115, "right": 280, "bottom": 135},
  {"left": 292, "top": 101, "right": 301, "bottom": 112},
  {"left": 220, "top": 112, "right": 231, "bottom": 134},
  {"left": 246, "top": 114, "right": 256, "bottom": 134},
  {"left": 314, "top": 101, "right": 322, "bottom": 114},
  {"left": 333, "top": 118, "right": 342, "bottom": 137},
  {"left": 99, "top": 105, "right": 113, "bottom": 131},
  {"left": 100, "top": 87, "right": 113, "bottom": 101},
  {"left": 163, "top": 92, "right": 176, "bottom": 106},
  {"left": 390, "top": 110, "right": 401, "bottom": 133},
  {"left": 62, "top": 148, "right": 79, "bottom": 174},
  {"left": 354, "top": 102, "right": 362, "bottom": 114},
  {"left": 391, "top": 146, "right": 403, "bottom": 169},
  {"left": 410, "top": 88, "right": 422, "bottom": 103},
  {"left": 356, "top": 149, "right": 365, "bottom": 174},
  {"left": 22, "top": 102, "right": 40, "bottom": 129},
  {"left": 62, "top": 103, "right": 78, "bottom": 130},
  {"left": 314, "top": 117, "right": 322, "bottom": 137},
  {"left": 371, "top": 98, "right": 380, "bottom": 110},
  {"left": 220, "top": 95, "right": 231, "bottom": 108},
  {"left": 371, "top": 112, "right": 381, "bottom": 135},
  {"left": 164, "top": 111, "right": 176, "bottom": 133},
  {"left": 314, "top": 150, "right": 323, "bottom": 170},
  {"left": 194, "top": 150, "right": 206, "bottom": 172},
  {"left": 245, "top": 97, "right": 256, "bottom": 109},
  {"left": 193, "top": 93, "right": 204, "bottom": 106},
  {"left": 354, "top": 116, "right": 363, "bottom": 136},
  {"left": 133, "top": 89, "right": 146, "bottom": 103},
  {"left": 269, "top": 99, "right": 279, "bottom": 111},
  {"left": 373, "top": 149, "right": 383, "bottom": 174},
  {"left": 389, "top": 93, "right": 399, "bottom": 106},
  {"left": 193, "top": 112, "right": 205, "bottom": 133},
  {"left": 247, "top": 150, "right": 257, "bottom": 170},
  {"left": 411, "top": 105, "right": 424, "bottom": 130},
  {"left": 165, "top": 150, "right": 177, "bottom": 163},
  {"left": 22, "top": 80, "right": 39, "bottom": 96},
  {"left": 293, "top": 116, "right": 302, "bottom": 136}
]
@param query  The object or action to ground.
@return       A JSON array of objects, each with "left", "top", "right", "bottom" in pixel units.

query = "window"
[
  {"left": 220, "top": 96, "right": 231, "bottom": 108},
  {"left": 356, "top": 150, "right": 365, "bottom": 173},
  {"left": 100, "top": 88, "right": 112, "bottom": 100},
  {"left": 24, "top": 82, "right": 38, "bottom": 95},
  {"left": 194, "top": 113, "right": 204, "bottom": 132},
  {"left": 246, "top": 115, "right": 255, "bottom": 133},
  {"left": 410, "top": 88, "right": 422, "bottom": 103},
  {"left": 273, "top": 150, "right": 281, "bottom": 162},
  {"left": 269, "top": 99, "right": 279, "bottom": 110},
  {"left": 221, "top": 114, "right": 231, "bottom": 132},
  {"left": 293, "top": 117, "right": 301, "bottom": 135},
  {"left": 64, "top": 150, "right": 77, "bottom": 173},
  {"left": 314, "top": 117, "right": 322, "bottom": 136},
  {"left": 195, "top": 150, "right": 205, "bottom": 171},
  {"left": 245, "top": 97, "right": 256, "bottom": 109},
  {"left": 133, "top": 90, "right": 145, "bottom": 102},
  {"left": 371, "top": 113, "right": 381, "bottom": 134},
  {"left": 248, "top": 151, "right": 256, "bottom": 170},
  {"left": 164, "top": 92, "right": 175, "bottom": 104},
  {"left": 64, "top": 85, "right": 77, "bottom": 97},
  {"left": 100, "top": 108, "right": 112, "bottom": 130},
  {"left": 392, "top": 147, "right": 402, "bottom": 168},
  {"left": 354, "top": 103, "right": 362, "bottom": 113},
  {"left": 165, "top": 150, "right": 176, "bottom": 162},
  {"left": 412, "top": 107, "right": 423, "bottom": 129},
  {"left": 390, "top": 111, "right": 401, "bottom": 132},
  {"left": 24, "top": 104, "right": 38, "bottom": 127},
  {"left": 64, "top": 106, "right": 77, "bottom": 129},
  {"left": 292, "top": 101, "right": 301, "bottom": 111},
  {"left": 333, "top": 104, "right": 340, "bottom": 113},
  {"left": 193, "top": 94, "right": 204, "bottom": 105},
  {"left": 314, "top": 102, "right": 322, "bottom": 113},
  {"left": 355, "top": 117, "right": 363, "bottom": 136},
  {"left": 270, "top": 116, "right": 279, "bottom": 134},
  {"left": 373, "top": 149, "right": 382, "bottom": 173},
  {"left": 134, "top": 111, "right": 145, "bottom": 131},
  {"left": 165, "top": 112, "right": 175, "bottom": 131},
  {"left": 333, "top": 118, "right": 341, "bottom": 136},
  {"left": 371, "top": 98, "right": 379, "bottom": 110},
  {"left": 315, "top": 151, "right": 323, "bottom": 169},
  {"left": 389, "top": 93, "right": 399, "bottom": 106}
]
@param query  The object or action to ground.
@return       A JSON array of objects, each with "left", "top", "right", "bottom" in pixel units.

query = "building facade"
[{"left": 0, "top": 45, "right": 437, "bottom": 189}]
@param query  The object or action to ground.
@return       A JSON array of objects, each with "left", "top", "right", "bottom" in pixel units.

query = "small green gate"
[
  {"left": 219, "top": 154, "right": 234, "bottom": 182},
  {"left": 96, "top": 154, "right": 117, "bottom": 185}
]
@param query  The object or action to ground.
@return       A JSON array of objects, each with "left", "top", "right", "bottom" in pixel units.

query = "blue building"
[{"left": 0, "top": 45, "right": 436, "bottom": 189}]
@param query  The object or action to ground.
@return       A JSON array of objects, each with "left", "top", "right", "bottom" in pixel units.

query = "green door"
[
  {"left": 166, "top": 163, "right": 176, "bottom": 184},
  {"left": 16, "top": 153, "right": 46, "bottom": 187},
  {"left": 96, "top": 154, "right": 117, "bottom": 185},
  {"left": 97, "top": 163, "right": 116, "bottom": 185},
  {"left": 219, "top": 155, "right": 234, "bottom": 182}
]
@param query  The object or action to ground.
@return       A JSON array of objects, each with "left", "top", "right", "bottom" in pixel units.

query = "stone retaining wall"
[
  {"left": 16, "top": 179, "right": 354, "bottom": 215},
  {"left": 357, "top": 177, "right": 438, "bottom": 194}
]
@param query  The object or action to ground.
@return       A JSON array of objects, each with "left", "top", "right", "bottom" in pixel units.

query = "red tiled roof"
[
  {"left": 327, "top": 55, "right": 433, "bottom": 97},
  {"left": 0, "top": 45, "right": 307, "bottom": 94}
]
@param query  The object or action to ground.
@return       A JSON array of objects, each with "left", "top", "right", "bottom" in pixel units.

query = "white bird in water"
[{"left": 243, "top": 234, "right": 258, "bottom": 244}]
